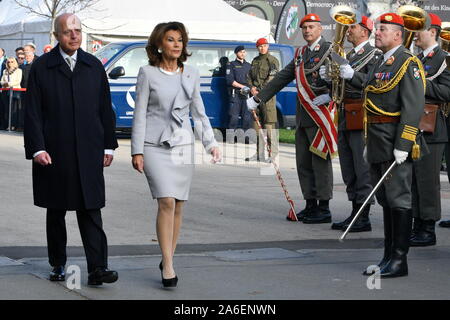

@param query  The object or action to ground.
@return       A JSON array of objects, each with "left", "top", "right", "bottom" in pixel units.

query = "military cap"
[
  {"left": 256, "top": 38, "right": 268, "bottom": 47},
  {"left": 376, "top": 13, "right": 404, "bottom": 27},
  {"left": 428, "top": 13, "right": 442, "bottom": 29},
  {"left": 300, "top": 13, "right": 321, "bottom": 27},
  {"left": 234, "top": 45, "right": 245, "bottom": 54},
  {"left": 360, "top": 16, "right": 374, "bottom": 32}
]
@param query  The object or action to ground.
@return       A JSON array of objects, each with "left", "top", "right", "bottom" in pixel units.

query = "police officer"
[
  {"left": 226, "top": 45, "right": 252, "bottom": 131},
  {"left": 411, "top": 13, "right": 450, "bottom": 243},
  {"left": 345, "top": 13, "right": 426, "bottom": 277},
  {"left": 247, "top": 14, "right": 335, "bottom": 224},
  {"left": 246, "top": 38, "right": 279, "bottom": 162},
  {"left": 324, "top": 16, "right": 381, "bottom": 232}
]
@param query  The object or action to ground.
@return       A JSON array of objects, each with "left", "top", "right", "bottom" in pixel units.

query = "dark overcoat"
[{"left": 24, "top": 44, "right": 118, "bottom": 210}]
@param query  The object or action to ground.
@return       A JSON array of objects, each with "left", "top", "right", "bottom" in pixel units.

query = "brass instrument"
[
  {"left": 397, "top": 5, "right": 431, "bottom": 49},
  {"left": 327, "top": 5, "right": 361, "bottom": 105},
  {"left": 440, "top": 22, "right": 450, "bottom": 68}
]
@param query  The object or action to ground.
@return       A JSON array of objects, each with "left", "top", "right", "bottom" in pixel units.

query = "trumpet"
[
  {"left": 397, "top": 5, "right": 431, "bottom": 49},
  {"left": 327, "top": 5, "right": 361, "bottom": 105},
  {"left": 440, "top": 22, "right": 450, "bottom": 68}
]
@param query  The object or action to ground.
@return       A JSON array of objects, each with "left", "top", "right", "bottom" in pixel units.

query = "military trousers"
[
  {"left": 370, "top": 160, "right": 413, "bottom": 210},
  {"left": 254, "top": 122, "right": 278, "bottom": 159},
  {"left": 338, "top": 129, "right": 373, "bottom": 204},
  {"left": 412, "top": 143, "right": 445, "bottom": 221},
  {"left": 295, "top": 126, "right": 333, "bottom": 200}
]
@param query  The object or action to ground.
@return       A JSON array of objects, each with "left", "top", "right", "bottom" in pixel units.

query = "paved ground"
[{"left": 1, "top": 132, "right": 450, "bottom": 300}]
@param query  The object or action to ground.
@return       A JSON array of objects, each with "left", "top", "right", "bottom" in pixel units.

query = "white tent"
[{"left": 0, "top": 0, "right": 271, "bottom": 55}]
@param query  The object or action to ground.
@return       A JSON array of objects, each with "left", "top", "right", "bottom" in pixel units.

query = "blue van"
[{"left": 93, "top": 40, "right": 297, "bottom": 131}]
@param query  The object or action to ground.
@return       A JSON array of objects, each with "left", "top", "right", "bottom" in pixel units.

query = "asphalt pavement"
[{"left": 1, "top": 131, "right": 450, "bottom": 300}]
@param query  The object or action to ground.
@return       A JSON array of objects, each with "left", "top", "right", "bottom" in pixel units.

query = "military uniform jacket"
[
  {"left": 358, "top": 45, "right": 425, "bottom": 164},
  {"left": 247, "top": 53, "right": 279, "bottom": 91},
  {"left": 340, "top": 42, "right": 382, "bottom": 131},
  {"left": 420, "top": 46, "right": 450, "bottom": 144},
  {"left": 226, "top": 59, "right": 251, "bottom": 98},
  {"left": 257, "top": 37, "right": 332, "bottom": 128}
]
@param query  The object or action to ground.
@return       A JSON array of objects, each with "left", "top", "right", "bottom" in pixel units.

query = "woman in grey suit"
[{"left": 131, "top": 22, "right": 221, "bottom": 287}]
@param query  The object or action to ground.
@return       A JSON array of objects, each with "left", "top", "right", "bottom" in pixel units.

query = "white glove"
[
  {"left": 319, "top": 65, "right": 331, "bottom": 81},
  {"left": 246, "top": 97, "right": 259, "bottom": 111},
  {"left": 340, "top": 64, "right": 355, "bottom": 80},
  {"left": 393, "top": 149, "right": 408, "bottom": 165},
  {"left": 312, "top": 94, "right": 332, "bottom": 107}
]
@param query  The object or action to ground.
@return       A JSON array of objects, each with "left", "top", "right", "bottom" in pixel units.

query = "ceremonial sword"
[{"left": 340, "top": 161, "right": 397, "bottom": 242}]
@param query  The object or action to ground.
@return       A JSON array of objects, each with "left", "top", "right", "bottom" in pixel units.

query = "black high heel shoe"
[
  {"left": 159, "top": 260, "right": 178, "bottom": 287},
  {"left": 162, "top": 275, "right": 178, "bottom": 288}
]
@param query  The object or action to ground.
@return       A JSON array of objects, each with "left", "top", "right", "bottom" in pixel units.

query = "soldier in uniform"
[
  {"left": 246, "top": 38, "right": 279, "bottom": 162},
  {"left": 346, "top": 13, "right": 426, "bottom": 277},
  {"left": 247, "top": 14, "right": 335, "bottom": 224},
  {"left": 226, "top": 45, "right": 252, "bottom": 131},
  {"left": 324, "top": 16, "right": 381, "bottom": 232},
  {"left": 411, "top": 13, "right": 450, "bottom": 241}
]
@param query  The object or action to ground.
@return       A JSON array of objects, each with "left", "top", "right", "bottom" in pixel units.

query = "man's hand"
[
  {"left": 393, "top": 149, "right": 408, "bottom": 165},
  {"left": 210, "top": 147, "right": 222, "bottom": 164},
  {"left": 312, "top": 94, "right": 332, "bottom": 107},
  {"left": 250, "top": 87, "right": 259, "bottom": 97},
  {"left": 319, "top": 65, "right": 331, "bottom": 82},
  {"left": 340, "top": 64, "right": 355, "bottom": 80},
  {"left": 104, "top": 154, "right": 113, "bottom": 167},
  {"left": 246, "top": 97, "right": 260, "bottom": 111},
  {"left": 33, "top": 152, "right": 52, "bottom": 166},
  {"left": 132, "top": 154, "right": 144, "bottom": 173}
]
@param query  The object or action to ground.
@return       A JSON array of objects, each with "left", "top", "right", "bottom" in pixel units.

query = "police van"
[{"left": 94, "top": 40, "right": 297, "bottom": 131}]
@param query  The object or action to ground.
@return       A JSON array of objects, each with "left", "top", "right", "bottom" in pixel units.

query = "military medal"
[
  {"left": 314, "top": 57, "right": 320, "bottom": 63},
  {"left": 413, "top": 67, "right": 421, "bottom": 80},
  {"left": 385, "top": 56, "right": 395, "bottom": 65}
]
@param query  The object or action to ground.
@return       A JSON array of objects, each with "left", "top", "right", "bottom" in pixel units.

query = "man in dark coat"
[{"left": 24, "top": 13, "right": 119, "bottom": 286}]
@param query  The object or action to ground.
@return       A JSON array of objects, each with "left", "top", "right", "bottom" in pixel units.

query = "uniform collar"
[
  {"left": 308, "top": 36, "right": 322, "bottom": 51},
  {"left": 353, "top": 40, "right": 370, "bottom": 54},
  {"left": 421, "top": 43, "right": 439, "bottom": 59},
  {"left": 383, "top": 45, "right": 401, "bottom": 62}
]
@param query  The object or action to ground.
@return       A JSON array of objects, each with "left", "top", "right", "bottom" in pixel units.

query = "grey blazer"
[{"left": 131, "top": 64, "right": 218, "bottom": 155}]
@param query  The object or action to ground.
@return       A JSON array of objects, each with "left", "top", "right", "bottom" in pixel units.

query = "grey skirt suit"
[{"left": 131, "top": 65, "right": 218, "bottom": 200}]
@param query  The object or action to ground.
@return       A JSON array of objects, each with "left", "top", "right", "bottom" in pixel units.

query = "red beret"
[
  {"left": 360, "top": 16, "right": 374, "bottom": 32},
  {"left": 376, "top": 13, "right": 404, "bottom": 27},
  {"left": 429, "top": 13, "right": 442, "bottom": 28},
  {"left": 300, "top": 13, "right": 321, "bottom": 27},
  {"left": 256, "top": 38, "right": 268, "bottom": 47}
]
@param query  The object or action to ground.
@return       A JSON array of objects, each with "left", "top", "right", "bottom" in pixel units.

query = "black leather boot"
[
  {"left": 380, "top": 208, "right": 412, "bottom": 278},
  {"left": 303, "top": 200, "right": 332, "bottom": 224},
  {"left": 363, "top": 207, "right": 392, "bottom": 275},
  {"left": 345, "top": 203, "right": 372, "bottom": 233},
  {"left": 410, "top": 218, "right": 423, "bottom": 242},
  {"left": 49, "top": 266, "right": 65, "bottom": 281},
  {"left": 294, "top": 199, "right": 318, "bottom": 221},
  {"left": 410, "top": 219, "right": 436, "bottom": 247},
  {"left": 331, "top": 200, "right": 356, "bottom": 230}
]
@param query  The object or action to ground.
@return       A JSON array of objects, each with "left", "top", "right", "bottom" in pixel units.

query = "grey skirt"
[{"left": 143, "top": 144, "right": 195, "bottom": 200}]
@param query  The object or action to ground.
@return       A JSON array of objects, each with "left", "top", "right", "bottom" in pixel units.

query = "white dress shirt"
[
  {"left": 33, "top": 48, "right": 114, "bottom": 158},
  {"left": 421, "top": 43, "right": 439, "bottom": 59},
  {"left": 308, "top": 36, "right": 322, "bottom": 51},
  {"left": 353, "top": 40, "right": 370, "bottom": 55}
]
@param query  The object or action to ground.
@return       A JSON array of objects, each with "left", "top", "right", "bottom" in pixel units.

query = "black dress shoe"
[
  {"left": 331, "top": 216, "right": 353, "bottom": 230},
  {"left": 295, "top": 199, "right": 318, "bottom": 221},
  {"left": 303, "top": 200, "right": 331, "bottom": 224},
  {"left": 49, "top": 266, "right": 65, "bottom": 282},
  {"left": 88, "top": 268, "right": 119, "bottom": 286},
  {"left": 439, "top": 220, "right": 450, "bottom": 228},
  {"left": 343, "top": 204, "right": 372, "bottom": 232}
]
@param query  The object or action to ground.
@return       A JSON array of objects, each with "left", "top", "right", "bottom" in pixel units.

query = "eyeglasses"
[{"left": 17, "top": 57, "right": 25, "bottom": 60}]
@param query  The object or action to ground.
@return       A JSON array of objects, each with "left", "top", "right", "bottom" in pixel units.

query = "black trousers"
[{"left": 46, "top": 208, "right": 108, "bottom": 273}]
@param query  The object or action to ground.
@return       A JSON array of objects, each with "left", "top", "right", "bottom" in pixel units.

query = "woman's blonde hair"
[{"left": 6, "top": 57, "right": 19, "bottom": 71}]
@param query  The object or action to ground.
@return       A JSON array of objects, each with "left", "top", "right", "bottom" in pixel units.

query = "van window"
[
  {"left": 186, "top": 48, "right": 221, "bottom": 77},
  {"left": 94, "top": 43, "right": 125, "bottom": 65},
  {"left": 224, "top": 49, "right": 283, "bottom": 68},
  {"left": 109, "top": 47, "right": 148, "bottom": 78}
]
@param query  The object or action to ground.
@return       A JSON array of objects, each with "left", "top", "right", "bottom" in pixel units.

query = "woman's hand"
[
  {"left": 210, "top": 147, "right": 221, "bottom": 164},
  {"left": 132, "top": 154, "right": 144, "bottom": 173}
]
